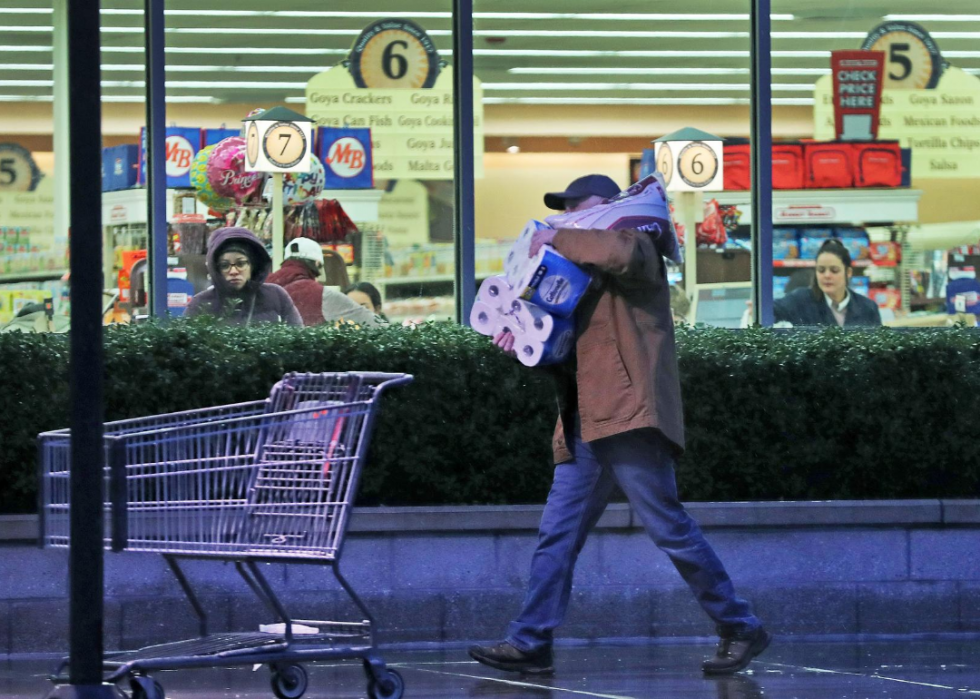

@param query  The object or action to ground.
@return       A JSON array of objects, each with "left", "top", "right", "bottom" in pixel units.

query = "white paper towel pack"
[{"left": 544, "top": 173, "right": 682, "bottom": 264}]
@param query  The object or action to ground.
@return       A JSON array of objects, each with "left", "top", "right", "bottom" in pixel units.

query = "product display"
[
  {"left": 190, "top": 145, "right": 235, "bottom": 213},
  {"left": 206, "top": 137, "right": 265, "bottom": 204},
  {"left": 282, "top": 155, "right": 326, "bottom": 205}
]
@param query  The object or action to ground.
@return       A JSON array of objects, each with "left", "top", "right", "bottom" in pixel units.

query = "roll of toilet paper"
[
  {"left": 515, "top": 326, "right": 576, "bottom": 367},
  {"left": 545, "top": 173, "right": 681, "bottom": 264},
  {"left": 512, "top": 246, "right": 592, "bottom": 318},
  {"left": 510, "top": 299, "right": 574, "bottom": 342},
  {"left": 469, "top": 300, "right": 501, "bottom": 336},
  {"left": 505, "top": 220, "right": 552, "bottom": 288},
  {"left": 493, "top": 313, "right": 524, "bottom": 339},
  {"left": 477, "top": 275, "right": 515, "bottom": 312}
]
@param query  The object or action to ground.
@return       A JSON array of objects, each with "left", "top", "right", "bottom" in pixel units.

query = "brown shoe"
[
  {"left": 468, "top": 641, "right": 554, "bottom": 675},
  {"left": 702, "top": 627, "right": 772, "bottom": 675}
]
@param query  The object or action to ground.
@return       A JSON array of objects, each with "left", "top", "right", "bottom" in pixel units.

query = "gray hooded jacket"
[{"left": 185, "top": 227, "right": 302, "bottom": 326}]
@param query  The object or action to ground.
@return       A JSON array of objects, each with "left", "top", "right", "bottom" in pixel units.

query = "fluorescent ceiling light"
[
  {"left": 883, "top": 15, "right": 980, "bottom": 21},
  {"left": 509, "top": 67, "right": 831, "bottom": 76},
  {"left": 1, "top": 63, "right": 54, "bottom": 70},
  {"left": 99, "top": 47, "right": 350, "bottom": 56},
  {"left": 481, "top": 97, "right": 814, "bottom": 105},
  {"left": 0, "top": 46, "right": 51, "bottom": 51},
  {"left": 3, "top": 8, "right": 795, "bottom": 20},
  {"left": 0, "top": 95, "right": 53, "bottom": 101},
  {"left": 484, "top": 82, "right": 814, "bottom": 92}
]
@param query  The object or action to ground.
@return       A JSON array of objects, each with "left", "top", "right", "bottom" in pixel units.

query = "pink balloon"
[{"left": 207, "top": 137, "right": 264, "bottom": 205}]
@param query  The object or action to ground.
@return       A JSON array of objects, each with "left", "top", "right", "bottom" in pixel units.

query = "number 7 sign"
[{"left": 243, "top": 106, "right": 314, "bottom": 174}]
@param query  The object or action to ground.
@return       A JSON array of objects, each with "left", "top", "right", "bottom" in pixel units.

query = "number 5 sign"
[
  {"left": 243, "top": 106, "right": 314, "bottom": 174},
  {"left": 653, "top": 128, "right": 724, "bottom": 193}
]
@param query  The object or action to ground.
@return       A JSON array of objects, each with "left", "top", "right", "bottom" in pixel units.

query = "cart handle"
[{"left": 351, "top": 372, "right": 414, "bottom": 393}]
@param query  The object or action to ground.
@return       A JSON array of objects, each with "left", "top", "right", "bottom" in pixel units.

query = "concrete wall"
[{"left": 2, "top": 500, "right": 979, "bottom": 656}]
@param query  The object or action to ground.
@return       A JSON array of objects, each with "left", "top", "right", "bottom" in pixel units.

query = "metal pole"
[
  {"left": 56, "top": 0, "right": 115, "bottom": 696},
  {"left": 146, "top": 0, "right": 168, "bottom": 318},
  {"left": 452, "top": 0, "right": 476, "bottom": 325},
  {"left": 750, "top": 0, "right": 774, "bottom": 326},
  {"left": 273, "top": 172, "right": 284, "bottom": 272}
]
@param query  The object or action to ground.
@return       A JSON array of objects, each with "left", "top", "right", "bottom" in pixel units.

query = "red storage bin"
[
  {"left": 723, "top": 142, "right": 751, "bottom": 191},
  {"left": 772, "top": 142, "right": 805, "bottom": 190},
  {"left": 852, "top": 141, "right": 903, "bottom": 188},
  {"left": 805, "top": 141, "right": 854, "bottom": 189}
]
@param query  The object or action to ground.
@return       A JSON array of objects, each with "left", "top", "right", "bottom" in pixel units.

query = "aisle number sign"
[
  {"left": 243, "top": 106, "right": 313, "bottom": 174},
  {"left": 653, "top": 130, "right": 723, "bottom": 192},
  {"left": 0, "top": 143, "right": 42, "bottom": 193},
  {"left": 347, "top": 19, "right": 441, "bottom": 90},
  {"left": 861, "top": 21, "right": 944, "bottom": 91},
  {"left": 306, "top": 20, "right": 484, "bottom": 180}
]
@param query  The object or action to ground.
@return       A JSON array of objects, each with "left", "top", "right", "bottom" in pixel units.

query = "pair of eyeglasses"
[{"left": 218, "top": 260, "right": 250, "bottom": 272}]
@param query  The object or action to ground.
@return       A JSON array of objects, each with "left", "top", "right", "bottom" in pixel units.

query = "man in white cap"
[{"left": 266, "top": 237, "right": 382, "bottom": 327}]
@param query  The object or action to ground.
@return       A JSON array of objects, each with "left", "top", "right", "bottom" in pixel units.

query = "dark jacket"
[
  {"left": 266, "top": 258, "right": 380, "bottom": 328},
  {"left": 185, "top": 227, "right": 302, "bottom": 326},
  {"left": 774, "top": 287, "right": 881, "bottom": 327},
  {"left": 550, "top": 227, "right": 684, "bottom": 463}
]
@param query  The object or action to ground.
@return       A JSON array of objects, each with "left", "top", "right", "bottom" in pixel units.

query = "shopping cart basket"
[{"left": 39, "top": 371, "right": 413, "bottom": 699}]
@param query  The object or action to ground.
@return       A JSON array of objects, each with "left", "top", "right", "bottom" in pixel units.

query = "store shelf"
[
  {"left": 773, "top": 259, "right": 891, "bottom": 268},
  {"left": 378, "top": 273, "right": 492, "bottom": 286},
  {"left": 714, "top": 188, "right": 921, "bottom": 226},
  {"left": 0, "top": 270, "right": 67, "bottom": 283}
]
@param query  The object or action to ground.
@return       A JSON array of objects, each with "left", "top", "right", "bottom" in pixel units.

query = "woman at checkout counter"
[{"left": 774, "top": 239, "right": 881, "bottom": 327}]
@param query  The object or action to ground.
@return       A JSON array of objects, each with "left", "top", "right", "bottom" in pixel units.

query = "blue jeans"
[{"left": 506, "top": 425, "right": 760, "bottom": 652}]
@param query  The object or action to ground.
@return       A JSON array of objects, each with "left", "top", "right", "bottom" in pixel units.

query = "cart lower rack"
[{"left": 40, "top": 371, "right": 412, "bottom": 699}]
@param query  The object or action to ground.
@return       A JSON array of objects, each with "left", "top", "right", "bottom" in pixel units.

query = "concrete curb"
[{"left": 4, "top": 500, "right": 978, "bottom": 542}]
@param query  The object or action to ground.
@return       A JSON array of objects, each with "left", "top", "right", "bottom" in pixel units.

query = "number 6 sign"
[
  {"left": 242, "top": 106, "right": 314, "bottom": 174},
  {"left": 653, "top": 128, "right": 724, "bottom": 193}
]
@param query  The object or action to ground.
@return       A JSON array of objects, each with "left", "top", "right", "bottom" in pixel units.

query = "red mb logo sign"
[
  {"left": 326, "top": 137, "right": 367, "bottom": 178},
  {"left": 165, "top": 135, "right": 195, "bottom": 178}
]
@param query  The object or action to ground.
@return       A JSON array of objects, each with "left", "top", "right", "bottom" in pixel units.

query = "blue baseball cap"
[{"left": 544, "top": 174, "right": 621, "bottom": 210}]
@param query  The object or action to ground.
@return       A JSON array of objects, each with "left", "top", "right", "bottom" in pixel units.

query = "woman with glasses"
[{"left": 185, "top": 227, "right": 302, "bottom": 326}]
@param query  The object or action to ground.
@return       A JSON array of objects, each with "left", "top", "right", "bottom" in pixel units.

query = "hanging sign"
[
  {"left": 347, "top": 19, "right": 442, "bottom": 89},
  {"left": 831, "top": 50, "right": 885, "bottom": 140},
  {"left": 861, "top": 21, "right": 945, "bottom": 91},
  {"left": 243, "top": 106, "right": 313, "bottom": 174},
  {"left": 306, "top": 19, "right": 483, "bottom": 181}
]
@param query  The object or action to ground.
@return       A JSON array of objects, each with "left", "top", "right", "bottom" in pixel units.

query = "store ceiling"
[{"left": 1, "top": 0, "right": 979, "bottom": 108}]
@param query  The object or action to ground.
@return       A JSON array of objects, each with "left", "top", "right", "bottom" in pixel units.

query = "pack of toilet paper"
[
  {"left": 470, "top": 274, "right": 576, "bottom": 367},
  {"left": 544, "top": 172, "right": 682, "bottom": 264},
  {"left": 504, "top": 220, "right": 593, "bottom": 319}
]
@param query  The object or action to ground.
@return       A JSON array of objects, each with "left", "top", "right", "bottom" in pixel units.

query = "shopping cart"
[{"left": 39, "top": 371, "right": 413, "bottom": 699}]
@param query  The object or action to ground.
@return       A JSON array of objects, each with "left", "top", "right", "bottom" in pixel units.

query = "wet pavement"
[{"left": 5, "top": 639, "right": 980, "bottom": 698}]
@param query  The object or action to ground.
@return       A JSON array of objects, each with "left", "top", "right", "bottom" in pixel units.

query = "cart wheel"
[
  {"left": 129, "top": 675, "right": 165, "bottom": 699},
  {"left": 270, "top": 663, "right": 308, "bottom": 699},
  {"left": 367, "top": 669, "right": 404, "bottom": 699}
]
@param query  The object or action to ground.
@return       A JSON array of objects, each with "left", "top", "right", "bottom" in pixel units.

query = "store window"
[
  {"left": 763, "top": 0, "right": 980, "bottom": 328},
  {"left": 471, "top": 5, "right": 755, "bottom": 331},
  {"left": 0, "top": 3, "right": 463, "bottom": 328},
  {"left": 0, "top": 3, "right": 72, "bottom": 331}
]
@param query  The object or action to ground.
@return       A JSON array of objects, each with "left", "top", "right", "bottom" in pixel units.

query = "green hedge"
[{"left": 2, "top": 321, "right": 979, "bottom": 514}]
